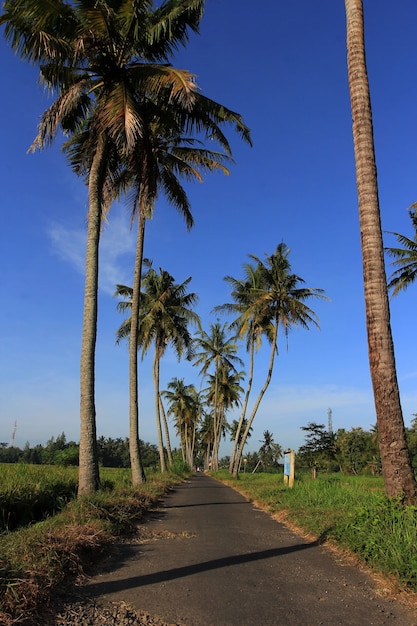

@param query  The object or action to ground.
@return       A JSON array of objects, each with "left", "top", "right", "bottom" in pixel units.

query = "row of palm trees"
[
  {"left": 3, "top": 0, "right": 417, "bottom": 501},
  {"left": 114, "top": 155, "right": 417, "bottom": 485},
  {"left": 114, "top": 243, "right": 327, "bottom": 476},
  {"left": 1, "top": 0, "right": 251, "bottom": 494},
  {"left": 115, "top": 159, "right": 417, "bottom": 483},
  {"left": 114, "top": 193, "right": 417, "bottom": 476}
]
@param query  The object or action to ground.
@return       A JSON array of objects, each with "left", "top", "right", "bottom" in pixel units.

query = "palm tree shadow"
[
  {"left": 85, "top": 539, "right": 318, "bottom": 597},
  {"left": 162, "top": 501, "right": 251, "bottom": 509}
]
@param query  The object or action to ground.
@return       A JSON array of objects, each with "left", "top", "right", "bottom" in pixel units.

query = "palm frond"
[
  {"left": 28, "top": 78, "right": 92, "bottom": 151},
  {"left": 147, "top": 0, "right": 204, "bottom": 59},
  {"left": 1, "top": 0, "right": 76, "bottom": 63},
  {"left": 385, "top": 205, "right": 417, "bottom": 296}
]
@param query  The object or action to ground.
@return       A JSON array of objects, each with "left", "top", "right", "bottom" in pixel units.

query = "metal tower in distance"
[
  {"left": 327, "top": 408, "right": 333, "bottom": 434},
  {"left": 10, "top": 420, "right": 17, "bottom": 447}
]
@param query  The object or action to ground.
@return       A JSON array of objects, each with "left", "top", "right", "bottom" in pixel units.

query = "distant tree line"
[
  {"left": 0, "top": 433, "right": 160, "bottom": 469},
  {"left": 3, "top": 419, "right": 417, "bottom": 478},
  {"left": 295, "top": 420, "right": 417, "bottom": 476}
]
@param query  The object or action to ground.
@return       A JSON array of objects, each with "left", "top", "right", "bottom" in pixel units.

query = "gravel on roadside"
[{"left": 39, "top": 598, "right": 183, "bottom": 626}]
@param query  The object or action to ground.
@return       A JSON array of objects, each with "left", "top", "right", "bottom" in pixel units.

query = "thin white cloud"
[
  {"left": 262, "top": 383, "right": 373, "bottom": 414},
  {"left": 48, "top": 222, "right": 86, "bottom": 274},
  {"left": 247, "top": 383, "right": 376, "bottom": 436},
  {"left": 226, "top": 381, "right": 417, "bottom": 453},
  {"left": 99, "top": 211, "right": 136, "bottom": 294},
  {"left": 48, "top": 206, "right": 136, "bottom": 295},
  {"left": 216, "top": 381, "right": 378, "bottom": 456}
]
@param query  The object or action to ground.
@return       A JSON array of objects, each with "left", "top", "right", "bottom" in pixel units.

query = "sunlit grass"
[
  {"left": 214, "top": 471, "right": 417, "bottom": 590},
  {"left": 0, "top": 463, "right": 78, "bottom": 530},
  {"left": 0, "top": 464, "right": 191, "bottom": 625}
]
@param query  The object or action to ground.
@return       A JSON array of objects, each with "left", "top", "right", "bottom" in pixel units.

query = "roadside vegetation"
[
  {"left": 3, "top": 459, "right": 417, "bottom": 626},
  {"left": 0, "top": 463, "right": 191, "bottom": 626},
  {"left": 214, "top": 471, "right": 417, "bottom": 593}
]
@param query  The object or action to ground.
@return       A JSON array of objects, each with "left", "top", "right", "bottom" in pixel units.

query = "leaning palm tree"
[
  {"left": 385, "top": 204, "right": 417, "bottom": 297},
  {"left": 116, "top": 267, "right": 199, "bottom": 472},
  {"left": 230, "top": 244, "right": 326, "bottom": 478},
  {"left": 1, "top": 0, "right": 209, "bottom": 495},
  {"left": 344, "top": 0, "right": 417, "bottom": 502},
  {"left": 193, "top": 322, "right": 243, "bottom": 470},
  {"left": 214, "top": 260, "right": 265, "bottom": 474}
]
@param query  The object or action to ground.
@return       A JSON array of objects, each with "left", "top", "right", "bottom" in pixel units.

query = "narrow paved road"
[{"left": 84, "top": 475, "right": 417, "bottom": 625}]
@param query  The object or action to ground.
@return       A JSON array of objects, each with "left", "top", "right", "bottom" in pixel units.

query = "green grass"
[
  {"left": 214, "top": 471, "right": 417, "bottom": 591},
  {"left": 0, "top": 463, "right": 171, "bottom": 532},
  {"left": 0, "top": 464, "right": 78, "bottom": 530},
  {"left": 0, "top": 464, "right": 191, "bottom": 625}
]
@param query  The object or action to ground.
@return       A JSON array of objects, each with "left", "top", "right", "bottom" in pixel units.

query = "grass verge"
[
  {"left": 0, "top": 468, "right": 191, "bottom": 626},
  {"left": 213, "top": 471, "right": 417, "bottom": 595}
]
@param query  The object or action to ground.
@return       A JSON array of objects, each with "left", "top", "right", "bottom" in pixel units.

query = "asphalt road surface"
[{"left": 84, "top": 474, "right": 417, "bottom": 625}]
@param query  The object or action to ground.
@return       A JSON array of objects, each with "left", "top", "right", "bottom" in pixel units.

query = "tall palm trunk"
[
  {"left": 213, "top": 405, "right": 226, "bottom": 469},
  {"left": 211, "top": 371, "right": 220, "bottom": 471},
  {"left": 78, "top": 137, "right": 107, "bottom": 496},
  {"left": 205, "top": 440, "right": 212, "bottom": 470},
  {"left": 229, "top": 338, "right": 255, "bottom": 473},
  {"left": 233, "top": 323, "right": 278, "bottom": 478},
  {"left": 153, "top": 349, "right": 167, "bottom": 472},
  {"left": 191, "top": 420, "right": 197, "bottom": 468},
  {"left": 128, "top": 208, "right": 147, "bottom": 484},
  {"left": 159, "top": 395, "right": 173, "bottom": 465},
  {"left": 184, "top": 424, "right": 192, "bottom": 467},
  {"left": 179, "top": 424, "right": 186, "bottom": 461},
  {"left": 345, "top": 0, "right": 417, "bottom": 502}
]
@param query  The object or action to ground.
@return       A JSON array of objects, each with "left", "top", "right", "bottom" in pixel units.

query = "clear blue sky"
[{"left": 1, "top": 1, "right": 416, "bottom": 456}]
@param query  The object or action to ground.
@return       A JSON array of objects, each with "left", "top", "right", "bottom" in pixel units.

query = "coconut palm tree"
[
  {"left": 163, "top": 377, "right": 193, "bottom": 464},
  {"left": 163, "top": 378, "right": 201, "bottom": 468},
  {"left": 116, "top": 267, "right": 199, "bottom": 471},
  {"left": 230, "top": 243, "right": 326, "bottom": 478},
  {"left": 1, "top": 0, "right": 211, "bottom": 495},
  {"left": 385, "top": 204, "right": 417, "bottom": 297},
  {"left": 204, "top": 363, "right": 244, "bottom": 461},
  {"left": 72, "top": 119, "right": 234, "bottom": 483},
  {"left": 258, "top": 430, "right": 282, "bottom": 472},
  {"left": 193, "top": 322, "right": 243, "bottom": 470},
  {"left": 344, "top": 0, "right": 417, "bottom": 502}
]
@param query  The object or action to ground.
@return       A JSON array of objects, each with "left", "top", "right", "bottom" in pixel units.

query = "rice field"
[{"left": 0, "top": 463, "right": 78, "bottom": 530}]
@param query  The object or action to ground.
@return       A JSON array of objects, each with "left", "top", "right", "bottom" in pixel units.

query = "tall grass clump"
[{"left": 330, "top": 496, "right": 417, "bottom": 587}]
